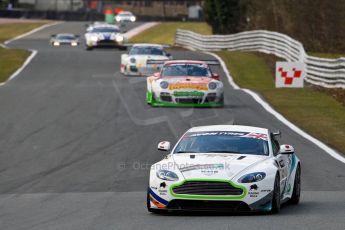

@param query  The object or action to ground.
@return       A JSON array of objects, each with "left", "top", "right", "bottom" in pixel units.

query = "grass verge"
[
  {"left": 0, "top": 23, "right": 47, "bottom": 43},
  {"left": 0, "top": 22, "right": 47, "bottom": 83},
  {"left": 129, "top": 22, "right": 212, "bottom": 45},
  {"left": 216, "top": 51, "right": 345, "bottom": 154},
  {"left": 0, "top": 48, "right": 30, "bottom": 83}
]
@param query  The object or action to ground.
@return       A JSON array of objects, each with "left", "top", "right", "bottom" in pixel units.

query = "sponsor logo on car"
[
  {"left": 173, "top": 91, "right": 205, "bottom": 97},
  {"left": 168, "top": 83, "right": 208, "bottom": 90}
]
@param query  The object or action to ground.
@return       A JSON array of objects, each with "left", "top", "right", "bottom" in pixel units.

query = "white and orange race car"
[{"left": 146, "top": 60, "right": 224, "bottom": 107}]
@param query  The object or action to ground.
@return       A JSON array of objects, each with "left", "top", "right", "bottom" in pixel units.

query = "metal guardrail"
[{"left": 175, "top": 29, "right": 345, "bottom": 89}]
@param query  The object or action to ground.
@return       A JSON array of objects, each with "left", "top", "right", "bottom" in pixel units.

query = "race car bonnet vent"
[{"left": 237, "top": 156, "right": 246, "bottom": 160}]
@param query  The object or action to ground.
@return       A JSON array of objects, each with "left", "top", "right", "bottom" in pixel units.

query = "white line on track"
[
  {"left": 0, "top": 21, "right": 62, "bottom": 86},
  {"left": 0, "top": 22, "right": 157, "bottom": 87},
  {"left": 124, "top": 22, "right": 160, "bottom": 39},
  {"left": 205, "top": 51, "right": 345, "bottom": 164},
  {"left": 4, "top": 21, "right": 62, "bottom": 45}
]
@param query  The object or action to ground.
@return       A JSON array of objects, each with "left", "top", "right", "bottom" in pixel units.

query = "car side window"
[{"left": 271, "top": 134, "right": 280, "bottom": 156}]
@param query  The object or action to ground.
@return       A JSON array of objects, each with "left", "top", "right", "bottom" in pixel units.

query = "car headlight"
[
  {"left": 90, "top": 36, "right": 98, "bottom": 42},
  {"left": 156, "top": 170, "right": 179, "bottom": 181},
  {"left": 130, "top": 57, "right": 136, "bottom": 63},
  {"left": 71, "top": 42, "right": 78, "bottom": 46},
  {"left": 208, "top": 82, "right": 217, "bottom": 90},
  {"left": 130, "top": 16, "right": 136, "bottom": 22},
  {"left": 160, "top": 81, "right": 169, "bottom": 89},
  {"left": 53, "top": 41, "right": 60, "bottom": 46},
  {"left": 115, "top": 16, "right": 121, "bottom": 22},
  {"left": 238, "top": 172, "right": 266, "bottom": 183},
  {"left": 116, "top": 35, "right": 124, "bottom": 42}
]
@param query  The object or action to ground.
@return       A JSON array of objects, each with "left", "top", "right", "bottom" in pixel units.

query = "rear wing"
[
  {"left": 145, "top": 60, "right": 166, "bottom": 75},
  {"left": 146, "top": 59, "right": 220, "bottom": 65},
  {"left": 272, "top": 131, "right": 282, "bottom": 138},
  {"left": 146, "top": 60, "right": 167, "bottom": 65},
  {"left": 200, "top": 60, "right": 220, "bottom": 65}
]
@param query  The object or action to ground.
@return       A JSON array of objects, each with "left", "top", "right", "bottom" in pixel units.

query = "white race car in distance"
[
  {"left": 120, "top": 44, "right": 172, "bottom": 76},
  {"left": 50, "top": 33, "right": 79, "bottom": 47},
  {"left": 84, "top": 24, "right": 126, "bottom": 50},
  {"left": 148, "top": 125, "right": 301, "bottom": 213},
  {"left": 114, "top": 11, "right": 136, "bottom": 23}
]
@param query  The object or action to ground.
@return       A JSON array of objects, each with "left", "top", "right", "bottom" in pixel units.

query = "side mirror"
[
  {"left": 279, "top": 144, "right": 294, "bottom": 154},
  {"left": 153, "top": 72, "right": 160, "bottom": 78},
  {"left": 212, "top": 73, "right": 220, "bottom": 80},
  {"left": 158, "top": 141, "right": 171, "bottom": 151}
]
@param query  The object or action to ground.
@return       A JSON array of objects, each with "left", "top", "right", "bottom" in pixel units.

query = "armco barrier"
[{"left": 175, "top": 29, "right": 345, "bottom": 89}]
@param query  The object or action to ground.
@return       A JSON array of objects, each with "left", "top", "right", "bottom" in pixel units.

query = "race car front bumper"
[
  {"left": 87, "top": 39, "right": 124, "bottom": 48},
  {"left": 148, "top": 178, "right": 274, "bottom": 213},
  {"left": 147, "top": 91, "right": 224, "bottom": 107},
  {"left": 122, "top": 64, "right": 161, "bottom": 76}
]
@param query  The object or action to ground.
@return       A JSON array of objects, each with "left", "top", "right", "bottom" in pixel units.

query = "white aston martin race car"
[
  {"left": 84, "top": 24, "right": 126, "bottom": 50},
  {"left": 120, "top": 44, "right": 172, "bottom": 76},
  {"left": 148, "top": 125, "right": 301, "bottom": 213}
]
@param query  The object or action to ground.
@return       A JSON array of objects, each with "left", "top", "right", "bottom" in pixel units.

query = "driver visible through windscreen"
[
  {"left": 91, "top": 27, "right": 120, "bottom": 33},
  {"left": 161, "top": 63, "right": 212, "bottom": 77},
  {"left": 129, "top": 46, "right": 165, "bottom": 56},
  {"left": 56, "top": 34, "right": 76, "bottom": 40},
  {"left": 174, "top": 131, "right": 269, "bottom": 156}
]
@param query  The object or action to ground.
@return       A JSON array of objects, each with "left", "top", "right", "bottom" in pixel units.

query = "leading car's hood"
[{"left": 172, "top": 153, "right": 267, "bottom": 180}]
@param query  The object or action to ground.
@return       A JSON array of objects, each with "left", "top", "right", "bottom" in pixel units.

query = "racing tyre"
[
  {"left": 271, "top": 173, "right": 281, "bottom": 214},
  {"left": 289, "top": 164, "right": 301, "bottom": 205},
  {"left": 147, "top": 191, "right": 166, "bottom": 214}
]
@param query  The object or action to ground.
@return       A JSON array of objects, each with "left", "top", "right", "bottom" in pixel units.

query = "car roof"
[
  {"left": 164, "top": 60, "right": 208, "bottom": 65},
  {"left": 187, "top": 125, "right": 269, "bottom": 135}
]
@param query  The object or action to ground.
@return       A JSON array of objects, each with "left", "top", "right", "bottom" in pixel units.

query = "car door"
[{"left": 271, "top": 134, "right": 289, "bottom": 198}]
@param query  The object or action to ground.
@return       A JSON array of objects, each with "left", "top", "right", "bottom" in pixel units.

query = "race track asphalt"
[{"left": 0, "top": 22, "right": 344, "bottom": 230}]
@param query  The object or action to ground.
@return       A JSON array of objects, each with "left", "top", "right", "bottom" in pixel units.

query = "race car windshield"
[
  {"left": 161, "top": 64, "right": 212, "bottom": 77},
  {"left": 174, "top": 131, "right": 269, "bottom": 156},
  {"left": 56, "top": 35, "right": 75, "bottom": 40},
  {"left": 91, "top": 27, "right": 120, "bottom": 33},
  {"left": 129, "top": 47, "right": 164, "bottom": 55},
  {"left": 119, "top": 13, "right": 132, "bottom": 17}
]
